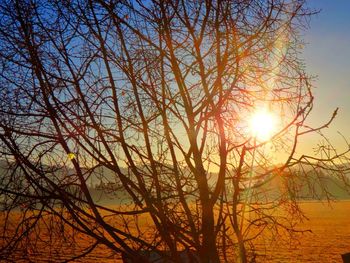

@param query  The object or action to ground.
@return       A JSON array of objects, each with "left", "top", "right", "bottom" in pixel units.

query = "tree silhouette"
[{"left": 0, "top": 0, "right": 349, "bottom": 262}]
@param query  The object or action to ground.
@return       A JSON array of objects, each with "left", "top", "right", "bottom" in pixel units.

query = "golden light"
[
  {"left": 67, "top": 153, "right": 76, "bottom": 160},
  {"left": 249, "top": 109, "right": 277, "bottom": 141}
]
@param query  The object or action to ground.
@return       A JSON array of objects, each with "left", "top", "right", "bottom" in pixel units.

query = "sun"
[{"left": 249, "top": 109, "right": 277, "bottom": 141}]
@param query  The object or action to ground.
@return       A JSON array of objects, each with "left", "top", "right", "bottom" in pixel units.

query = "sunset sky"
[{"left": 301, "top": 0, "right": 350, "bottom": 154}]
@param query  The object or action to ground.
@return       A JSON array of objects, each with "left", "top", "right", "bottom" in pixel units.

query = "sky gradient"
[{"left": 300, "top": 0, "right": 350, "bottom": 154}]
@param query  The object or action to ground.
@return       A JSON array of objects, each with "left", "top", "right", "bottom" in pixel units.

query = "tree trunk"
[{"left": 201, "top": 200, "right": 220, "bottom": 263}]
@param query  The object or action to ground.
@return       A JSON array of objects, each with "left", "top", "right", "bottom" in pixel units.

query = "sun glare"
[{"left": 249, "top": 110, "right": 277, "bottom": 141}]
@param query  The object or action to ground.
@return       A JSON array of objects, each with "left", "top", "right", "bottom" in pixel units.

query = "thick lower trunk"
[
  {"left": 237, "top": 235, "right": 247, "bottom": 263},
  {"left": 200, "top": 201, "right": 220, "bottom": 263},
  {"left": 232, "top": 208, "right": 247, "bottom": 263}
]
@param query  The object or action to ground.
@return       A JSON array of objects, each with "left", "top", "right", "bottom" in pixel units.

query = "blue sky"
[{"left": 300, "top": 0, "right": 350, "bottom": 152}]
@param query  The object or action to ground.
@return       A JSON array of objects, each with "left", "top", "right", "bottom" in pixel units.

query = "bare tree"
[{"left": 0, "top": 0, "right": 349, "bottom": 262}]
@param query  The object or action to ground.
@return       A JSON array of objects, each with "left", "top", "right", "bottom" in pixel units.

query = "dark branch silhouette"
[{"left": 0, "top": 0, "right": 349, "bottom": 262}]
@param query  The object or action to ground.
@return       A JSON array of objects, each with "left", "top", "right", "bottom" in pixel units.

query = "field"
[
  {"left": 254, "top": 201, "right": 350, "bottom": 262},
  {"left": 1, "top": 201, "right": 350, "bottom": 262}
]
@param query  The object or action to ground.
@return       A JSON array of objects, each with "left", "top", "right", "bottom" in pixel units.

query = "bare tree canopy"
[{"left": 0, "top": 0, "right": 349, "bottom": 262}]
